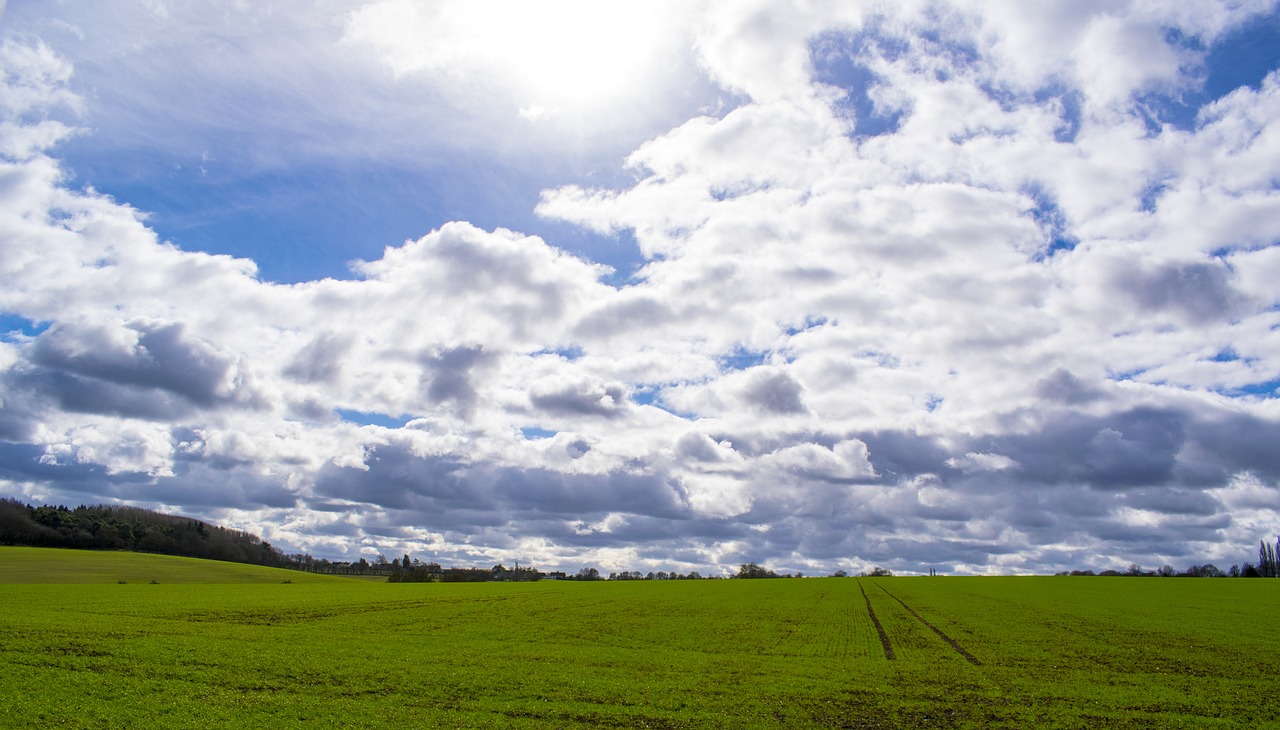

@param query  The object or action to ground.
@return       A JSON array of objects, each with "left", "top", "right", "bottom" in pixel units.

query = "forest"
[{"left": 0, "top": 498, "right": 293, "bottom": 568}]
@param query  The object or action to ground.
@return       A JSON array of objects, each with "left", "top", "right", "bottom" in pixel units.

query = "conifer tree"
[{"left": 1261, "top": 540, "right": 1279, "bottom": 578}]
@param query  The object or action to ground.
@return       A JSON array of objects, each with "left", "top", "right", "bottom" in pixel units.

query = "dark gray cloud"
[
  {"left": 137, "top": 463, "right": 300, "bottom": 511},
  {"left": 312, "top": 441, "right": 689, "bottom": 532},
  {"left": 420, "top": 345, "right": 492, "bottom": 417},
  {"left": 742, "top": 369, "right": 807, "bottom": 414},
  {"left": 857, "top": 430, "right": 953, "bottom": 482},
  {"left": 284, "top": 333, "right": 353, "bottom": 384},
  {"left": 995, "top": 408, "right": 1185, "bottom": 488},
  {"left": 0, "top": 437, "right": 300, "bottom": 512},
  {"left": 0, "top": 441, "right": 104, "bottom": 484},
  {"left": 1116, "top": 261, "right": 1243, "bottom": 325},
  {"left": 564, "top": 438, "right": 591, "bottom": 458},
  {"left": 13, "top": 320, "right": 265, "bottom": 419},
  {"left": 1035, "top": 368, "right": 1106, "bottom": 405},
  {"left": 530, "top": 380, "right": 628, "bottom": 418},
  {"left": 1124, "top": 488, "right": 1222, "bottom": 516},
  {"left": 574, "top": 296, "right": 673, "bottom": 339},
  {"left": 494, "top": 466, "right": 686, "bottom": 517},
  {"left": 674, "top": 431, "right": 730, "bottom": 462},
  {"left": 33, "top": 320, "right": 237, "bottom": 406},
  {"left": 1185, "top": 412, "right": 1280, "bottom": 481},
  {"left": 0, "top": 405, "right": 38, "bottom": 442},
  {"left": 24, "top": 369, "right": 199, "bottom": 420}
]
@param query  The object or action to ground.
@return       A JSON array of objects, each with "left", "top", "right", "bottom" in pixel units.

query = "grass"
[
  {"left": 0, "top": 546, "right": 355, "bottom": 584},
  {"left": 1, "top": 548, "right": 1278, "bottom": 728}
]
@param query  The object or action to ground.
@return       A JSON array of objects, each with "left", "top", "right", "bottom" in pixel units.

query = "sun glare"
[
  {"left": 349, "top": 0, "right": 678, "bottom": 116},
  {"left": 483, "top": 2, "right": 669, "bottom": 110}
]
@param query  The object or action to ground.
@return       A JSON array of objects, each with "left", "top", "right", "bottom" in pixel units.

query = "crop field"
[
  {"left": 1, "top": 550, "right": 1278, "bottom": 728},
  {"left": 0, "top": 547, "right": 356, "bottom": 584}
]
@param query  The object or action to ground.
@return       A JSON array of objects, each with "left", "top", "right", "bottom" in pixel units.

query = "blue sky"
[{"left": 2, "top": 1, "right": 1280, "bottom": 575}]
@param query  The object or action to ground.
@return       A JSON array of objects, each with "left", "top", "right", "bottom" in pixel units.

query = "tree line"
[
  {"left": 0, "top": 499, "right": 292, "bottom": 568},
  {"left": 386, "top": 560, "right": 544, "bottom": 583},
  {"left": 1055, "top": 537, "right": 1280, "bottom": 578}
]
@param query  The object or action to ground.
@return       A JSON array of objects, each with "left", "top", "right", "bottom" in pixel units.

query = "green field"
[
  {"left": 0, "top": 547, "right": 358, "bottom": 584},
  {"left": 1, "top": 549, "right": 1277, "bottom": 728}
]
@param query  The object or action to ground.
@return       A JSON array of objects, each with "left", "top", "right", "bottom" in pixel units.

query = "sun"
[
  {"left": 348, "top": 0, "right": 679, "bottom": 116},
  {"left": 483, "top": 1, "right": 669, "bottom": 110}
]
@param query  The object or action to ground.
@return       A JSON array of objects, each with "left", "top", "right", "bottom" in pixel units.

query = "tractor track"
[
  {"left": 858, "top": 580, "right": 895, "bottom": 660},
  {"left": 872, "top": 581, "right": 981, "bottom": 666}
]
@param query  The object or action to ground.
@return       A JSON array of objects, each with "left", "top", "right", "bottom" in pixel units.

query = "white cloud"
[
  {"left": 948, "top": 452, "right": 1019, "bottom": 473},
  {"left": 760, "top": 440, "right": 877, "bottom": 482},
  {"left": 2, "top": 2, "right": 1280, "bottom": 575}
]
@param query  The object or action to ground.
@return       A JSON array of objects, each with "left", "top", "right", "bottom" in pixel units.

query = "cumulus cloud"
[
  {"left": 30, "top": 319, "right": 258, "bottom": 410},
  {"left": 530, "top": 377, "right": 628, "bottom": 419},
  {"left": 2, "top": 2, "right": 1279, "bottom": 575},
  {"left": 741, "top": 369, "right": 808, "bottom": 415}
]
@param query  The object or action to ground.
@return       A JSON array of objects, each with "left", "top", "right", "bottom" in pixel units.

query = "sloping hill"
[{"left": 0, "top": 546, "right": 357, "bottom": 584}]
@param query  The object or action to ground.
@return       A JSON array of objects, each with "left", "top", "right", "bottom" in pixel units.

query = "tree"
[
  {"left": 576, "top": 567, "right": 600, "bottom": 581},
  {"left": 735, "top": 563, "right": 782, "bottom": 579},
  {"left": 1260, "top": 540, "right": 1279, "bottom": 578}
]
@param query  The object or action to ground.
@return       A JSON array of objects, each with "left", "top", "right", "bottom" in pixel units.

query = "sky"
[{"left": 2, "top": 1, "right": 1280, "bottom": 576}]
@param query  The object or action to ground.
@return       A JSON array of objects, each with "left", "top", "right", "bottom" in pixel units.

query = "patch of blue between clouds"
[
  {"left": 335, "top": 409, "right": 413, "bottom": 429},
  {"left": 1022, "top": 185, "right": 1077, "bottom": 259},
  {"left": 1204, "top": 349, "right": 1279, "bottom": 399},
  {"left": 784, "top": 316, "right": 829, "bottom": 337},
  {"left": 809, "top": 30, "right": 906, "bottom": 139},
  {"left": 1048, "top": 89, "right": 1084, "bottom": 144},
  {"left": 630, "top": 387, "right": 696, "bottom": 421},
  {"left": 54, "top": 143, "right": 651, "bottom": 287},
  {"left": 630, "top": 388, "right": 658, "bottom": 407},
  {"left": 1107, "top": 368, "right": 1147, "bottom": 384},
  {"left": 1142, "top": 10, "right": 1280, "bottom": 132},
  {"left": 531, "top": 346, "right": 584, "bottom": 361},
  {"left": 526, "top": 219, "right": 648, "bottom": 289},
  {"left": 718, "top": 347, "right": 769, "bottom": 372},
  {"left": 1227, "top": 379, "right": 1280, "bottom": 398},
  {"left": 1109, "top": 359, "right": 1278, "bottom": 399},
  {"left": 1139, "top": 182, "right": 1171, "bottom": 213},
  {"left": 0, "top": 313, "right": 50, "bottom": 341},
  {"left": 520, "top": 427, "right": 558, "bottom": 440}
]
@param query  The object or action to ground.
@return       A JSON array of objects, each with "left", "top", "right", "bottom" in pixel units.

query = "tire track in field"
[
  {"left": 857, "top": 580, "right": 895, "bottom": 660},
  {"left": 872, "top": 582, "right": 981, "bottom": 666}
]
